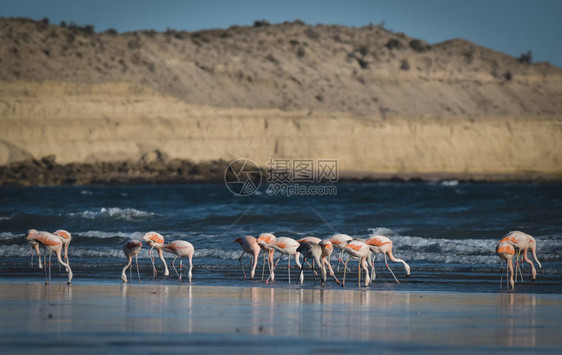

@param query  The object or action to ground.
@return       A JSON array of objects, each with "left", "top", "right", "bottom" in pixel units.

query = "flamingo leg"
[
  {"left": 188, "top": 255, "right": 193, "bottom": 283},
  {"left": 30, "top": 247, "right": 34, "bottom": 268},
  {"left": 312, "top": 259, "right": 317, "bottom": 285},
  {"left": 287, "top": 254, "right": 291, "bottom": 284},
  {"left": 129, "top": 256, "right": 133, "bottom": 282},
  {"left": 261, "top": 253, "right": 266, "bottom": 281},
  {"left": 266, "top": 256, "right": 283, "bottom": 284},
  {"left": 179, "top": 258, "right": 183, "bottom": 282},
  {"left": 238, "top": 251, "right": 247, "bottom": 278},
  {"left": 43, "top": 251, "right": 48, "bottom": 284},
  {"left": 337, "top": 250, "right": 342, "bottom": 271},
  {"left": 48, "top": 251, "right": 52, "bottom": 285},
  {"left": 384, "top": 253, "right": 400, "bottom": 284},
  {"left": 342, "top": 256, "right": 351, "bottom": 287},
  {"left": 297, "top": 260, "right": 305, "bottom": 285},
  {"left": 516, "top": 250, "right": 524, "bottom": 283},
  {"left": 135, "top": 254, "right": 141, "bottom": 283},
  {"left": 358, "top": 259, "right": 361, "bottom": 288},
  {"left": 171, "top": 256, "right": 180, "bottom": 279},
  {"left": 499, "top": 260, "right": 504, "bottom": 289},
  {"left": 325, "top": 258, "right": 340, "bottom": 284},
  {"left": 149, "top": 246, "right": 157, "bottom": 277}
]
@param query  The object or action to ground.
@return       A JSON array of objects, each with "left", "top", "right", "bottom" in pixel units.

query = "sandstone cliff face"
[
  {"left": 1, "top": 81, "right": 560, "bottom": 180},
  {"left": 1, "top": 18, "right": 561, "bottom": 181}
]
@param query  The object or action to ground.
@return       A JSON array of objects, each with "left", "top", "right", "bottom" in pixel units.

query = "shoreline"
[
  {"left": 0, "top": 281, "right": 561, "bottom": 352},
  {"left": 2, "top": 157, "right": 562, "bottom": 186}
]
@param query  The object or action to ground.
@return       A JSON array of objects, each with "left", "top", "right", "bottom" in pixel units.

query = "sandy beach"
[{"left": 0, "top": 281, "right": 560, "bottom": 353}]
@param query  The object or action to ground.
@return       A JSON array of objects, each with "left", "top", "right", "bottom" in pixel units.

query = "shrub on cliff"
[
  {"left": 519, "top": 50, "right": 532, "bottom": 64},
  {"left": 386, "top": 38, "right": 405, "bottom": 50},
  {"left": 409, "top": 39, "right": 430, "bottom": 52}
]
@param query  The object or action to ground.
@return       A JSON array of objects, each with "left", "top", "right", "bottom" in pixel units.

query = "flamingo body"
[
  {"left": 500, "top": 231, "right": 541, "bottom": 280},
  {"left": 142, "top": 231, "right": 169, "bottom": 276},
  {"left": 296, "top": 241, "right": 326, "bottom": 285},
  {"left": 342, "top": 240, "right": 371, "bottom": 287},
  {"left": 162, "top": 240, "right": 195, "bottom": 282},
  {"left": 365, "top": 234, "right": 410, "bottom": 283},
  {"left": 121, "top": 240, "right": 143, "bottom": 283},
  {"left": 234, "top": 236, "right": 261, "bottom": 279}
]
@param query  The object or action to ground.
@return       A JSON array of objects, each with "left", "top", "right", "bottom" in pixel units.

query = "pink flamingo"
[
  {"left": 365, "top": 235, "right": 410, "bottom": 284},
  {"left": 500, "top": 231, "right": 541, "bottom": 282},
  {"left": 496, "top": 241, "right": 516, "bottom": 290},
  {"left": 142, "top": 232, "right": 169, "bottom": 277},
  {"left": 25, "top": 229, "right": 72, "bottom": 284},
  {"left": 265, "top": 237, "right": 303, "bottom": 284},
  {"left": 342, "top": 240, "right": 371, "bottom": 287},
  {"left": 161, "top": 240, "right": 195, "bottom": 282},
  {"left": 329, "top": 233, "right": 353, "bottom": 271},
  {"left": 53, "top": 230, "right": 72, "bottom": 272},
  {"left": 319, "top": 240, "right": 341, "bottom": 284},
  {"left": 296, "top": 241, "right": 326, "bottom": 285},
  {"left": 121, "top": 240, "right": 143, "bottom": 283},
  {"left": 234, "top": 236, "right": 260, "bottom": 279},
  {"left": 257, "top": 233, "right": 277, "bottom": 280}
]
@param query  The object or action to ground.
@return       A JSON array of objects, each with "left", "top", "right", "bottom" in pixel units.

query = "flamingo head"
[
  {"left": 54, "top": 229, "right": 72, "bottom": 240},
  {"left": 234, "top": 237, "right": 241, "bottom": 244},
  {"left": 25, "top": 229, "right": 39, "bottom": 241}
]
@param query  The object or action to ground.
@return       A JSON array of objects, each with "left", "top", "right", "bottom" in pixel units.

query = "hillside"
[{"left": 1, "top": 18, "right": 561, "bottom": 183}]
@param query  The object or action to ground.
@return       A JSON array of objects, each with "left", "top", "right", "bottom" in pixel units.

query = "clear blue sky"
[{"left": 2, "top": 0, "right": 561, "bottom": 66}]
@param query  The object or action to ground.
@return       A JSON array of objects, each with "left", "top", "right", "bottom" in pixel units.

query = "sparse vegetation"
[
  {"left": 409, "top": 39, "right": 430, "bottom": 52},
  {"left": 386, "top": 38, "right": 405, "bottom": 50},
  {"left": 519, "top": 50, "right": 532, "bottom": 64},
  {"left": 400, "top": 59, "right": 410, "bottom": 70},
  {"left": 254, "top": 20, "right": 270, "bottom": 27},
  {"left": 105, "top": 28, "right": 118, "bottom": 35},
  {"left": 504, "top": 71, "right": 512, "bottom": 81},
  {"left": 296, "top": 46, "right": 305, "bottom": 58}
]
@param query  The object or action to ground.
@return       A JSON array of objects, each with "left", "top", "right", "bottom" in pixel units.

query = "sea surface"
[{"left": 0, "top": 182, "right": 561, "bottom": 293}]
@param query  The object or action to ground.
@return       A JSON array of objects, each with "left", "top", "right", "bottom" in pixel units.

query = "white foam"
[
  {"left": 69, "top": 207, "right": 154, "bottom": 220},
  {"left": 440, "top": 180, "right": 459, "bottom": 186},
  {"left": 367, "top": 227, "right": 399, "bottom": 237}
]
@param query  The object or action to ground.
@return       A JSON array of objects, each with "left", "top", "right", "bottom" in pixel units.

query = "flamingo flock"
[{"left": 23, "top": 228, "right": 541, "bottom": 291}]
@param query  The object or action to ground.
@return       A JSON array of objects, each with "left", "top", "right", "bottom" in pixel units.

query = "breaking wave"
[{"left": 69, "top": 208, "right": 154, "bottom": 221}]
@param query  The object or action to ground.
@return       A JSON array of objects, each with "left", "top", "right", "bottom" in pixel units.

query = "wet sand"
[{"left": 0, "top": 281, "right": 561, "bottom": 353}]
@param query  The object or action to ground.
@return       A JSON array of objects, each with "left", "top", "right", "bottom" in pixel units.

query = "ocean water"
[{"left": 0, "top": 182, "right": 561, "bottom": 293}]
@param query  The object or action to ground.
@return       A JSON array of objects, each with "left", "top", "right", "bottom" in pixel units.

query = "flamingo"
[
  {"left": 234, "top": 236, "right": 260, "bottom": 279},
  {"left": 319, "top": 240, "right": 341, "bottom": 284},
  {"left": 342, "top": 240, "right": 371, "bottom": 287},
  {"left": 496, "top": 241, "right": 516, "bottom": 290},
  {"left": 25, "top": 229, "right": 72, "bottom": 284},
  {"left": 296, "top": 241, "right": 326, "bottom": 285},
  {"left": 53, "top": 230, "right": 72, "bottom": 271},
  {"left": 142, "top": 232, "right": 169, "bottom": 277},
  {"left": 365, "top": 234, "right": 410, "bottom": 284},
  {"left": 329, "top": 233, "right": 353, "bottom": 271},
  {"left": 500, "top": 231, "right": 541, "bottom": 282},
  {"left": 161, "top": 240, "right": 195, "bottom": 282},
  {"left": 121, "top": 240, "right": 143, "bottom": 283},
  {"left": 265, "top": 237, "right": 303, "bottom": 284},
  {"left": 297, "top": 237, "right": 340, "bottom": 284},
  {"left": 257, "top": 233, "right": 277, "bottom": 280}
]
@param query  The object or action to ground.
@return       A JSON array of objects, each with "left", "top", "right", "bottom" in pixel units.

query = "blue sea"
[{"left": 1, "top": 182, "right": 561, "bottom": 293}]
